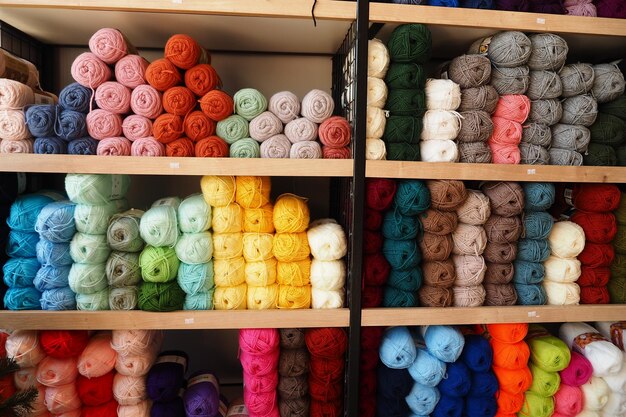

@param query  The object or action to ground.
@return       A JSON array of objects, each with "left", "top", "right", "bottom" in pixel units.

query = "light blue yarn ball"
[
  {"left": 7, "top": 193, "right": 60, "bottom": 232},
  {"left": 3, "top": 257, "right": 40, "bottom": 288},
  {"left": 512, "top": 260, "right": 545, "bottom": 285},
  {"left": 77, "top": 288, "right": 110, "bottom": 310},
  {"left": 183, "top": 289, "right": 215, "bottom": 310},
  {"left": 380, "top": 326, "right": 417, "bottom": 369},
  {"left": 514, "top": 283, "right": 547, "bottom": 305},
  {"left": 422, "top": 325, "right": 465, "bottom": 363},
  {"left": 4, "top": 287, "right": 42, "bottom": 310},
  {"left": 35, "top": 201, "right": 77, "bottom": 243},
  {"left": 177, "top": 261, "right": 215, "bottom": 295},
  {"left": 41, "top": 287, "right": 77, "bottom": 310},
  {"left": 25, "top": 104, "right": 57, "bottom": 137},
  {"left": 406, "top": 382, "right": 441, "bottom": 416},
  {"left": 34, "top": 265, "right": 71, "bottom": 291},
  {"left": 409, "top": 347, "right": 447, "bottom": 387},
  {"left": 36, "top": 239, "right": 72, "bottom": 267},
  {"left": 516, "top": 239, "right": 551, "bottom": 263},
  {"left": 6, "top": 230, "right": 39, "bottom": 258},
  {"left": 523, "top": 211, "right": 554, "bottom": 240}
]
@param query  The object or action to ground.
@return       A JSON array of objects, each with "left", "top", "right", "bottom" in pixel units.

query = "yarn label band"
[
  {"left": 219, "top": 401, "right": 228, "bottom": 416},
  {"left": 155, "top": 354, "right": 187, "bottom": 370},
  {"left": 477, "top": 37, "right": 493, "bottom": 55},
  {"left": 573, "top": 332, "right": 609, "bottom": 351},
  {"left": 564, "top": 188, "right": 574, "bottom": 207},
  {"left": 33, "top": 92, "right": 56, "bottom": 105},
  {"left": 2, "top": 54, "right": 30, "bottom": 85},
  {"left": 111, "top": 176, "right": 124, "bottom": 199},
  {"left": 610, "top": 322, "right": 626, "bottom": 351},
  {"left": 226, "top": 405, "right": 248, "bottom": 417},
  {"left": 188, "top": 373, "right": 218, "bottom": 390},
  {"left": 526, "top": 326, "right": 551, "bottom": 340}
]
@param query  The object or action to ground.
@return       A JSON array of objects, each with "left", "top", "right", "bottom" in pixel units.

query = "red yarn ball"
[
  {"left": 362, "top": 286, "right": 384, "bottom": 308},
  {"left": 0, "top": 331, "right": 8, "bottom": 357},
  {"left": 359, "top": 370, "right": 377, "bottom": 397},
  {"left": 0, "top": 375, "right": 15, "bottom": 402},
  {"left": 81, "top": 400, "right": 118, "bottom": 417},
  {"left": 77, "top": 371, "right": 115, "bottom": 406},
  {"left": 360, "top": 348, "right": 380, "bottom": 371},
  {"left": 310, "top": 399, "right": 342, "bottom": 417},
  {"left": 309, "top": 356, "right": 345, "bottom": 381},
  {"left": 360, "top": 327, "right": 385, "bottom": 351},
  {"left": 305, "top": 328, "right": 348, "bottom": 359},
  {"left": 571, "top": 184, "right": 622, "bottom": 212},
  {"left": 359, "top": 397, "right": 376, "bottom": 417},
  {"left": 363, "top": 253, "right": 391, "bottom": 287},
  {"left": 309, "top": 374, "right": 343, "bottom": 402},
  {"left": 596, "top": 0, "right": 626, "bottom": 18},
  {"left": 578, "top": 267, "right": 611, "bottom": 287},
  {"left": 570, "top": 211, "right": 617, "bottom": 244},
  {"left": 365, "top": 208, "right": 383, "bottom": 232},
  {"left": 363, "top": 230, "right": 383, "bottom": 255},
  {"left": 40, "top": 330, "right": 89, "bottom": 358},
  {"left": 578, "top": 243, "right": 615, "bottom": 268},
  {"left": 365, "top": 179, "right": 397, "bottom": 211},
  {"left": 580, "top": 286, "right": 610, "bottom": 304}
]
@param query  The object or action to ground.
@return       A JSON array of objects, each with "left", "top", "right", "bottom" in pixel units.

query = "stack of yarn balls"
[
  {"left": 6, "top": 330, "right": 47, "bottom": 416},
  {"left": 146, "top": 350, "right": 188, "bottom": 416},
  {"left": 359, "top": 326, "right": 384, "bottom": 417},
  {"left": 0, "top": 174, "right": 21, "bottom": 306},
  {"left": 366, "top": 38, "right": 390, "bottom": 160},
  {"left": 599, "top": 91, "right": 626, "bottom": 165},
  {"left": 278, "top": 328, "right": 310, "bottom": 417},
  {"left": 420, "top": 78, "right": 462, "bottom": 162},
  {"left": 611, "top": 192, "right": 626, "bottom": 302},
  {"left": 544, "top": 220, "right": 585, "bottom": 305}
]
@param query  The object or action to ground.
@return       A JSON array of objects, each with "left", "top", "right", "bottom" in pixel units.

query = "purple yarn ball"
[
  {"left": 183, "top": 371, "right": 220, "bottom": 417},
  {"left": 495, "top": 0, "right": 530, "bottom": 11},
  {"left": 151, "top": 397, "right": 186, "bottom": 417},
  {"left": 146, "top": 350, "right": 189, "bottom": 402}
]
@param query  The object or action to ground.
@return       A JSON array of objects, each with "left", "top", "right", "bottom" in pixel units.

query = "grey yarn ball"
[
  {"left": 469, "top": 31, "right": 532, "bottom": 68},
  {"left": 529, "top": 99, "right": 563, "bottom": 126},
  {"left": 522, "top": 122, "right": 552, "bottom": 147},
  {"left": 560, "top": 94, "right": 598, "bottom": 126},
  {"left": 490, "top": 66, "right": 530, "bottom": 95},
  {"left": 528, "top": 33, "right": 569, "bottom": 71},
  {"left": 458, "top": 141, "right": 492, "bottom": 163},
  {"left": 559, "top": 63, "right": 595, "bottom": 98},
  {"left": 549, "top": 148, "right": 583, "bottom": 166},
  {"left": 457, "top": 110, "right": 493, "bottom": 143},
  {"left": 551, "top": 123, "right": 591, "bottom": 153},
  {"left": 459, "top": 85, "right": 499, "bottom": 113},
  {"left": 592, "top": 63, "right": 626, "bottom": 104},
  {"left": 520, "top": 143, "right": 550, "bottom": 165},
  {"left": 527, "top": 70, "right": 563, "bottom": 100}
]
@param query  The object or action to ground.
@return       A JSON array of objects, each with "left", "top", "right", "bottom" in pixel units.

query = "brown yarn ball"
[
  {"left": 483, "top": 283, "right": 518, "bottom": 306},
  {"left": 427, "top": 180, "right": 468, "bottom": 212},
  {"left": 459, "top": 142, "right": 492, "bottom": 164},
  {"left": 422, "top": 260, "right": 456, "bottom": 288},
  {"left": 278, "top": 375, "right": 309, "bottom": 400},
  {"left": 483, "top": 262, "right": 514, "bottom": 284},
  {"left": 279, "top": 397, "right": 310, "bottom": 417},
  {"left": 522, "top": 122, "right": 552, "bottom": 147},
  {"left": 419, "top": 232, "right": 454, "bottom": 262},
  {"left": 483, "top": 242, "right": 518, "bottom": 263},
  {"left": 481, "top": 182, "right": 524, "bottom": 217},
  {"left": 452, "top": 224, "right": 487, "bottom": 255},
  {"left": 418, "top": 285, "right": 453, "bottom": 307},
  {"left": 453, "top": 254, "right": 487, "bottom": 286},
  {"left": 448, "top": 55, "right": 492, "bottom": 88},
  {"left": 484, "top": 215, "right": 523, "bottom": 243},
  {"left": 280, "top": 328, "right": 306, "bottom": 349},
  {"left": 456, "top": 190, "right": 491, "bottom": 226},
  {"left": 279, "top": 348, "right": 310, "bottom": 377},
  {"left": 453, "top": 284, "right": 486, "bottom": 307},
  {"left": 419, "top": 209, "right": 458, "bottom": 235},
  {"left": 459, "top": 85, "right": 499, "bottom": 113},
  {"left": 457, "top": 110, "right": 494, "bottom": 143}
]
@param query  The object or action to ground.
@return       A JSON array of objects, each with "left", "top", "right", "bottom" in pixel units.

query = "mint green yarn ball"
[
  {"left": 69, "top": 263, "right": 108, "bottom": 294},
  {"left": 230, "top": 138, "right": 260, "bottom": 158},
  {"left": 177, "top": 261, "right": 215, "bottom": 295},
  {"left": 75, "top": 199, "right": 129, "bottom": 234},
  {"left": 140, "top": 245, "right": 179, "bottom": 283},
  {"left": 76, "top": 288, "right": 110, "bottom": 310},
  {"left": 234, "top": 88, "right": 268, "bottom": 121},
  {"left": 216, "top": 114, "right": 249, "bottom": 144},
  {"left": 175, "top": 232, "right": 213, "bottom": 265},
  {"left": 70, "top": 232, "right": 111, "bottom": 264},
  {"left": 183, "top": 289, "right": 215, "bottom": 310},
  {"left": 139, "top": 205, "right": 179, "bottom": 247},
  {"left": 65, "top": 173, "right": 130, "bottom": 204},
  {"left": 178, "top": 194, "right": 212, "bottom": 234}
]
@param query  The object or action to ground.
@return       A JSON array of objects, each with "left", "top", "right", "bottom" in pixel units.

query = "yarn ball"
[{"left": 387, "top": 24, "right": 432, "bottom": 64}]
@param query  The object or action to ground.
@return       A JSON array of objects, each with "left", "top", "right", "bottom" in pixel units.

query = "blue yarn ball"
[
  {"left": 36, "top": 239, "right": 72, "bottom": 267},
  {"left": 388, "top": 267, "right": 423, "bottom": 292},
  {"left": 394, "top": 180, "right": 431, "bottom": 216},
  {"left": 4, "top": 286, "right": 42, "bottom": 310},
  {"left": 59, "top": 82, "right": 92, "bottom": 113},
  {"left": 34, "top": 136, "right": 68, "bottom": 154},
  {"left": 460, "top": 0, "right": 494, "bottom": 7},
  {"left": 57, "top": 110, "right": 87, "bottom": 141},
  {"left": 35, "top": 201, "right": 76, "bottom": 243},
  {"left": 468, "top": 370, "right": 499, "bottom": 398},
  {"left": 522, "top": 183, "right": 555, "bottom": 211},
  {"left": 68, "top": 137, "right": 98, "bottom": 155},
  {"left": 382, "top": 239, "right": 421, "bottom": 270},
  {"left": 437, "top": 361, "right": 471, "bottom": 397},
  {"left": 377, "top": 393, "right": 411, "bottom": 417},
  {"left": 6, "top": 230, "right": 39, "bottom": 258},
  {"left": 34, "top": 265, "right": 71, "bottom": 291},
  {"left": 380, "top": 326, "right": 417, "bottom": 369},
  {"left": 465, "top": 396, "right": 497, "bottom": 417},
  {"left": 3, "top": 257, "right": 40, "bottom": 288},
  {"left": 514, "top": 283, "right": 547, "bottom": 305},
  {"left": 429, "top": 0, "right": 459, "bottom": 5},
  {"left": 432, "top": 394, "right": 463, "bottom": 417},
  {"left": 523, "top": 211, "right": 554, "bottom": 240},
  {"left": 409, "top": 347, "right": 447, "bottom": 387},
  {"left": 423, "top": 325, "right": 465, "bottom": 363},
  {"left": 40, "top": 287, "right": 76, "bottom": 310},
  {"left": 7, "top": 193, "right": 59, "bottom": 232},
  {"left": 516, "top": 239, "right": 551, "bottom": 262},
  {"left": 460, "top": 334, "right": 493, "bottom": 372},
  {"left": 382, "top": 211, "right": 422, "bottom": 240},
  {"left": 377, "top": 364, "right": 414, "bottom": 398},
  {"left": 406, "top": 381, "right": 441, "bottom": 415},
  {"left": 512, "top": 260, "right": 545, "bottom": 285},
  {"left": 25, "top": 105, "right": 57, "bottom": 137},
  {"left": 177, "top": 262, "right": 215, "bottom": 295}
]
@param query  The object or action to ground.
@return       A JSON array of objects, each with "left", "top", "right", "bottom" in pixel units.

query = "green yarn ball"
[
  {"left": 383, "top": 116, "right": 423, "bottom": 144},
  {"left": 387, "top": 24, "right": 432, "bottom": 64},
  {"left": 178, "top": 194, "right": 212, "bottom": 234},
  {"left": 528, "top": 363, "right": 561, "bottom": 397},
  {"left": 183, "top": 289, "right": 215, "bottom": 310},
  {"left": 583, "top": 143, "right": 617, "bottom": 166},
  {"left": 386, "top": 89, "right": 427, "bottom": 117},
  {"left": 599, "top": 95, "right": 626, "bottom": 121},
  {"left": 233, "top": 88, "right": 268, "bottom": 121},
  {"left": 386, "top": 142, "right": 420, "bottom": 161},
  {"left": 174, "top": 232, "right": 213, "bottom": 265},
  {"left": 589, "top": 113, "right": 625, "bottom": 146},
  {"left": 76, "top": 288, "right": 110, "bottom": 310},
  {"left": 383, "top": 286, "right": 418, "bottom": 307},
  {"left": 216, "top": 115, "right": 250, "bottom": 144},
  {"left": 69, "top": 263, "right": 108, "bottom": 295},
  {"left": 230, "top": 138, "right": 261, "bottom": 158},
  {"left": 139, "top": 245, "right": 180, "bottom": 283},
  {"left": 609, "top": 255, "right": 626, "bottom": 303},
  {"left": 65, "top": 173, "right": 130, "bottom": 205},
  {"left": 384, "top": 63, "right": 427, "bottom": 89},
  {"left": 75, "top": 199, "right": 129, "bottom": 235},
  {"left": 616, "top": 145, "right": 626, "bottom": 166},
  {"left": 518, "top": 391, "right": 554, "bottom": 417},
  {"left": 614, "top": 227, "right": 626, "bottom": 255},
  {"left": 138, "top": 281, "right": 185, "bottom": 312},
  {"left": 615, "top": 193, "right": 626, "bottom": 225}
]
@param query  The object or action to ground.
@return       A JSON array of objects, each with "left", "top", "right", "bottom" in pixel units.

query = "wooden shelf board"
[
  {"left": 0, "top": 309, "right": 350, "bottom": 330},
  {"left": 362, "top": 305, "right": 626, "bottom": 326},
  {"left": 366, "top": 161, "right": 626, "bottom": 183},
  {"left": 0, "top": 154, "right": 353, "bottom": 177}
]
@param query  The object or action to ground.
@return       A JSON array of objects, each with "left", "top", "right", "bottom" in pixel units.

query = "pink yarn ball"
[
  {"left": 71, "top": 52, "right": 111, "bottom": 88},
  {"left": 243, "top": 389, "right": 278, "bottom": 417},
  {"left": 95, "top": 81, "right": 131, "bottom": 114},
  {"left": 110, "top": 330, "right": 163, "bottom": 357},
  {"left": 14, "top": 366, "right": 39, "bottom": 390},
  {"left": 5, "top": 330, "right": 45, "bottom": 367},
  {"left": 77, "top": 333, "right": 117, "bottom": 378},
  {"left": 130, "top": 85, "right": 163, "bottom": 119},
  {"left": 36, "top": 356, "right": 79, "bottom": 387},
  {"left": 131, "top": 136, "right": 165, "bottom": 157},
  {"left": 122, "top": 115, "right": 153, "bottom": 141},
  {"left": 554, "top": 384, "right": 583, "bottom": 416},
  {"left": 239, "top": 350, "right": 279, "bottom": 377},
  {"left": 115, "top": 352, "right": 157, "bottom": 377},
  {"left": 44, "top": 383, "right": 82, "bottom": 414},
  {"left": 89, "top": 28, "right": 132, "bottom": 64},
  {"left": 239, "top": 329, "right": 280, "bottom": 354},
  {"left": 115, "top": 55, "right": 149, "bottom": 89},
  {"left": 86, "top": 109, "right": 123, "bottom": 140},
  {"left": 97, "top": 136, "right": 132, "bottom": 156},
  {"left": 563, "top": 0, "right": 597, "bottom": 16}
]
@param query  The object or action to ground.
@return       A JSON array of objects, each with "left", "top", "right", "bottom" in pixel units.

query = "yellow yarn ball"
[
  {"left": 273, "top": 193, "right": 310, "bottom": 233},
  {"left": 243, "top": 233, "right": 274, "bottom": 262},
  {"left": 213, "top": 257, "right": 246, "bottom": 286},
  {"left": 273, "top": 232, "right": 310, "bottom": 262},
  {"left": 200, "top": 176, "right": 236, "bottom": 207},
  {"left": 245, "top": 258, "right": 278, "bottom": 286},
  {"left": 247, "top": 284, "right": 279, "bottom": 310},
  {"left": 244, "top": 205, "right": 275, "bottom": 233},
  {"left": 277, "top": 259, "right": 311, "bottom": 286},
  {"left": 213, "top": 283, "right": 247, "bottom": 310},
  {"left": 212, "top": 232, "right": 243, "bottom": 259},
  {"left": 212, "top": 203, "right": 243, "bottom": 233},
  {"left": 278, "top": 284, "right": 311, "bottom": 309},
  {"left": 235, "top": 176, "right": 271, "bottom": 209}
]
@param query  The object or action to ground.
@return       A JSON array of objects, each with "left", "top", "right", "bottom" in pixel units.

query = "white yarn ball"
[
  {"left": 548, "top": 221, "right": 586, "bottom": 258},
  {"left": 602, "top": 360, "right": 626, "bottom": 393},
  {"left": 366, "top": 138, "right": 387, "bottom": 160},
  {"left": 579, "top": 412, "right": 600, "bottom": 417},
  {"left": 367, "top": 106, "right": 386, "bottom": 138},
  {"left": 421, "top": 110, "right": 462, "bottom": 141},
  {"left": 310, "top": 259, "right": 346, "bottom": 291},
  {"left": 368, "top": 38, "right": 390, "bottom": 79},
  {"left": 311, "top": 288, "right": 344, "bottom": 309},
  {"left": 425, "top": 78, "right": 462, "bottom": 111},
  {"left": 596, "top": 322, "right": 626, "bottom": 351},
  {"left": 602, "top": 391, "right": 626, "bottom": 417},
  {"left": 368, "top": 76, "right": 388, "bottom": 108},
  {"left": 581, "top": 376, "right": 611, "bottom": 411},
  {"left": 420, "top": 139, "right": 459, "bottom": 162},
  {"left": 307, "top": 220, "right": 348, "bottom": 261},
  {"left": 544, "top": 280, "right": 580, "bottom": 305},
  {"left": 559, "top": 322, "right": 624, "bottom": 377},
  {"left": 543, "top": 255, "right": 581, "bottom": 283}
]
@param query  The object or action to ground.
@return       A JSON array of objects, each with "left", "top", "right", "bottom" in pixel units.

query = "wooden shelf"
[
  {"left": 366, "top": 161, "right": 626, "bottom": 183},
  {"left": 0, "top": 154, "right": 353, "bottom": 177},
  {"left": 0, "top": 309, "right": 350, "bottom": 330},
  {"left": 362, "top": 305, "right": 626, "bottom": 326}
]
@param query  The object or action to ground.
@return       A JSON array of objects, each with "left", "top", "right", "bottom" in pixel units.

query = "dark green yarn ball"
[
  {"left": 589, "top": 113, "right": 625, "bottom": 146},
  {"left": 385, "top": 63, "right": 427, "bottom": 89},
  {"left": 387, "top": 24, "right": 432, "bottom": 64},
  {"left": 599, "top": 94, "right": 626, "bottom": 121},
  {"left": 583, "top": 143, "right": 617, "bottom": 166},
  {"left": 383, "top": 286, "right": 419, "bottom": 307},
  {"left": 386, "top": 89, "right": 426, "bottom": 117},
  {"left": 384, "top": 116, "right": 423, "bottom": 144},
  {"left": 386, "top": 142, "right": 420, "bottom": 161},
  {"left": 617, "top": 145, "right": 626, "bottom": 166},
  {"left": 139, "top": 281, "right": 185, "bottom": 311}
]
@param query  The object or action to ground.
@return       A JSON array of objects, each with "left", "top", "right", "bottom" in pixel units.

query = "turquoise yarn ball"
[
  {"left": 517, "top": 239, "right": 551, "bottom": 262},
  {"left": 40, "top": 287, "right": 76, "bottom": 310},
  {"left": 183, "top": 289, "right": 215, "bottom": 310},
  {"left": 387, "top": 267, "right": 423, "bottom": 292},
  {"left": 380, "top": 326, "right": 417, "bottom": 369},
  {"left": 512, "top": 260, "right": 545, "bottom": 285},
  {"left": 514, "top": 283, "right": 546, "bottom": 305},
  {"left": 68, "top": 263, "right": 108, "bottom": 295},
  {"left": 177, "top": 261, "right": 215, "bottom": 295},
  {"left": 393, "top": 180, "right": 431, "bottom": 216},
  {"left": 35, "top": 201, "right": 77, "bottom": 243},
  {"left": 36, "top": 239, "right": 72, "bottom": 267},
  {"left": 4, "top": 287, "right": 42, "bottom": 310},
  {"left": 382, "top": 211, "right": 422, "bottom": 240},
  {"left": 6, "top": 230, "right": 39, "bottom": 258},
  {"left": 383, "top": 286, "right": 418, "bottom": 307},
  {"left": 522, "top": 183, "right": 555, "bottom": 211},
  {"left": 409, "top": 347, "right": 446, "bottom": 387},
  {"left": 34, "top": 265, "right": 71, "bottom": 291},
  {"left": 7, "top": 192, "right": 61, "bottom": 232},
  {"left": 178, "top": 194, "right": 212, "bottom": 234},
  {"left": 382, "top": 239, "right": 421, "bottom": 270},
  {"left": 523, "top": 211, "right": 554, "bottom": 240},
  {"left": 3, "top": 257, "right": 40, "bottom": 288},
  {"left": 70, "top": 233, "right": 111, "bottom": 264},
  {"left": 76, "top": 288, "right": 110, "bottom": 310}
]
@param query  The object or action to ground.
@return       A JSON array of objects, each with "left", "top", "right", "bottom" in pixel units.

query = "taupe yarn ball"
[
  {"left": 458, "top": 142, "right": 492, "bottom": 164},
  {"left": 456, "top": 190, "right": 491, "bottom": 226},
  {"left": 452, "top": 224, "right": 488, "bottom": 256},
  {"left": 483, "top": 283, "right": 517, "bottom": 306},
  {"left": 279, "top": 397, "right": 310, "bottom": 417},
  {"left": 549, "top": 148, "right": 583, "bottom": 166},
  {"left": 490, "top": 66, "right": 530, "bottom": 95},
  {"left": 522, "top": 122, "right": 552, "bottom": 147},
  {"left": 559, "top": 63, "right": 595, "bottom": 98},
  {"left": 529, "top": 99, "right": 563, "bottom": 126},
  {"left": 519, "top": 142, "right": 550, "bottom": 165},
  {"left": 469, "top": 31, "right": 532, "bottom": 68},
  {"left": 453, "top": 285, "right": 487, "bottom": 307},
  {"left": 551, "top": 123, "right": 591, "bottom": 152},
  {"left": 448, "top": 54, "right": 492, "bottom": 88},
  {"left": 528, "top": 33, "right": 569, "bottom": 71},
  {"left": 483, "top": 242, "right": 517, "bottom": 264},
  {"left": 279, "top": 349, "right": 309, "bottom": 377},
  {"left": 457, "top": 110, "right": 493, "bottom": 143},
  {"left": 280, "top": 328, "right": 306, "bottom": 349},
  {"left": 592, "top": 63, "right": 626, "bottom": 104},
  {"left": 483, "top": 262, "right": 514, "bottom": 284},
  {"left": 459, "top": 85, "right": 499, "bottom": 113},
  {"left": 560, "top": 94, "right": 598, "bottom": 126},
  {"left": 481, "top": 181, "right": 525, "bottom": 217},
  {"left": 453, "top": 254, "right": 487, "bottom": 286},
  {"left": 527, "top": 70, "right": 563, "bottom": 100},
  {"left": 278, "top": 375, "right": 309, "bottom": 400},
  {"left": 483, "top": 215, "right": 523, "bottom": 243}
]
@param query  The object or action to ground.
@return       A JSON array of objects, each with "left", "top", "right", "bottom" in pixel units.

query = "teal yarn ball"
[
  {"left": 515, "top": 283, "right": 546, "bottom": 305},
  {"left": 387, "top": 24, "right": 432, "bottom": 64},
  {"left": 34, "top": 265, "right": 71, "bottom": 291},
  {"left": 386, "top": 89, "right": 427, "bottom": 117},
  {"left": 65, "top": 174, "right": 130, "bottom": 205},
  {"left": 383, "top": 286, "right": 418, "bottom": 307},
  {"left": 74, "top": 199, "right": 129, "bottom": 235},
  {"left": 387, "top": 267, "right": 423, "bottom": 292},
  {"left": 40, "top": 287, "right": 76, "bottom": 310},
  {"left": 183, "top": 289, "right": 215, "bottom": 310},
  {"left": 387, "top": 142, "right": 421, "bottom": 161},
  {"left": 234, "top": 88, "right": 268, "bottom": 121},
  {"left": 177, "top": 261, "right": 215, "bottom": 295},
  {"left": 384, "top": 116, "right": 423, "bottom": 144},
  {"left": 36, "top": 239, "right": 72, "bottom": 267},
  {"left": 385, "top": 63, "right": 427, "bottom": 89},
  {"left": 584, "top": 143, "right": 617, "bottom": 166},
  {"left": 409, "top": 347, "right": 447, "bottom": 387},
  {"left": 4, "top": 287, "right": 42, "bottom": 310},
  {"left": 517, "top": 239, "right": 551, "bottom": 263},
  {"left": 216, "top": 115, "right": 250, "bottom": 144},
  {"left": 229, "top": 138, "right": 261, "bottom": 158},
  {"left": 174, "top": 232, "right": 213, "bottom": 265},
  {"left": 139, "top": 205, "right": 179, "bottom": 248},
  {"left": 522, "top": 183, "right": 555, "bottom": 211},
  {"left": 523, "top": 211, "right": 554, "bottom": 240},
  {"left": 68, "top": 263, "right": 108, "bottom": 295},
  {"left": 3, "top": 257, "right": 40, "bottom": 288},
  {"left": 6, "top": 230, "right": 39, "bottom": 258},
  {"left": 70, "top": 232, "right": 111, "bottom": 264},
  {"left": 178, "top": 194, "right": 212, "bottom": 234},
  {"left": 76, "top": 288, "right": 109, "bottom": 310},
  {"left": 513, "top": 260, "right": 545, "bottom": 285},
  {"left": 393, "top": 180, "right": 431, "bottom": 216},
  {"left": 383, "top": 239, "right": 421, "bottom": 270},
  {"left": 7, "top": 193, "right": 61, "bottom": 232},
  {"left": 382, "top": 211, "right": 421, "bottom": 240},
  {"left": 35, "top": 201, "right": 77, "bottom": 243},
  {"left": 138, "top": 281, "right": 185, "bottom": 312}
]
